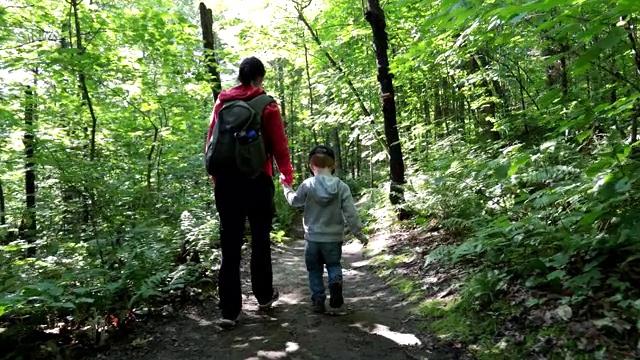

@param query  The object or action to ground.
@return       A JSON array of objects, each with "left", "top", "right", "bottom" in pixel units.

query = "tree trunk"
[
  {"left": 365, "top": 0, "right": 408, "bottom": 219},
  {"left": 354, "top": 136, "right": 361, "bottom": 178},
  {"left": 21, "top": 87, "right": 37, "bottom": 257},
  {"left": 199, "top": 2, "right": 222, "bottom": 101},
  {"left": 331, "top": 126, "right": 342, "bottom": 177},
  {"left": 296, "top": 135, "right": 304, "bottom": 183},
  {"left": 147, "top": 124, "right": 159, "bottom": 192},
  {"left": 0, "top": 179, "right": 5, "bottom": 226},
  {"left": 626, "top": 19, "right": 640, "bottom": 143},
  {"left": 72, "top": 0, "right": 99, "bottom": 161},
  {"left": 157, "top": 107, "right": 168, "bottom": 193},
  {"left": 369, "top": 144, "right": 374, "bottom": 189},
  {"left": 275, "top": 59, "right": 286, "bottom": 124},
  {"left": 302, "top": 32, "right": 319, "bottom": 144},
  {"left": 434, "top": 85, "right": 443, "bottom": 138}
]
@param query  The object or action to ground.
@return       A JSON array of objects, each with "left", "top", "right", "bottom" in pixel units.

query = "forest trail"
[{"left": 94, "top": 238, "right": 465, "bottom": 360}]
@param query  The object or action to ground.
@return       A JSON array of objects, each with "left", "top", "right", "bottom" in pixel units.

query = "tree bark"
[
  {"left": 21, "top": 87, "right": 37, "bottom": 256},
  {"left": 275, "top": 59, "right": 287, "bottom": 124},
  {"left": 199, "top": 2, "right": 222, "bottom": 102},
  {"left": 0, "top": 179, "right": 5, "bottom": 226},
  {"left": 147, "top": 123, "right": 159, "bottom": 192},
  {"left": 626, "top": 18, "right": 640, "bottom": 143},
  {"left": 331, "top": 126, "right": 342, "bottom": 177},
  {"left": 365, "top": 0, "right": 408, "bottom": 219},
  {"left": 302, "top": 31, "right": 319, "bottom": 144},
  {"left": 355, "top": 136, "right": 362, "bottom": 178},
  {"left": 72, "top": 0, "right": 98, "bottom": 161}
]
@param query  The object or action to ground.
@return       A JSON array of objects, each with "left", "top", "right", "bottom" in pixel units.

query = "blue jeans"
[{"left": 305, "top": 241, "right": 343, "bottom": 302}]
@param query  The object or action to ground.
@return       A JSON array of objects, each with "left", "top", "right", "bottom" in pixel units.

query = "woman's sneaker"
[
  {"left": 329, "top": 281, "right": 344, "bottom": 309},
  {"left": 312, "top": 299, "right": 326, "bottom": 314},
  {"left": 258, "top": 288, "right": 280, "bottom": 311}
]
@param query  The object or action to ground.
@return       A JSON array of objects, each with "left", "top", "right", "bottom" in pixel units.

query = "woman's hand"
[{"left": 279, "top": 173, "right": 290, "bottom": 186}]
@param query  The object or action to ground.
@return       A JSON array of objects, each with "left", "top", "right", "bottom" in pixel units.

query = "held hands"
[{"left": 279, "top": 173, "right": 291, "bottom": 187}]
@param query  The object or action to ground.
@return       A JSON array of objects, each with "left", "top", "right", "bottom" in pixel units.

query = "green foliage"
[{"left": 0, "top": 0, "right": 224, "bottom": 347}]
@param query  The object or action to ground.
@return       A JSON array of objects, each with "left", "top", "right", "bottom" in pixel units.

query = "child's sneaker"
[
  {"left": 258, "top": 288, "right": 280, "bottom": 311},
  {"left": 312, "top": 299, "right": 325, "bottom": 313},
  {"left": 329, "top": 281, "right": 344, "bottom": 308}
]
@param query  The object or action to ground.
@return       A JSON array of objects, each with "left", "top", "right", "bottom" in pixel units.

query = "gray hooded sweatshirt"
[{"left": 284, "top": 174, "right": 365, "bottom": 243}]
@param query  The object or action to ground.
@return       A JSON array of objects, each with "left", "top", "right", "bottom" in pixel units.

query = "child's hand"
[{"left": 358, "top": 235, "right": 369, "bottom": 247}]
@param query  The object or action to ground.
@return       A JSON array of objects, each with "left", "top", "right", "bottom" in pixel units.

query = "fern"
[
  {"left": 128, "top": 271, "right": 168, "bottom": 309},
  {"left": 424, "top": 244, "right": 456, "bottom": 266},
  {"left": 440, "top": 218, "right": 476, "bottom": 235}
]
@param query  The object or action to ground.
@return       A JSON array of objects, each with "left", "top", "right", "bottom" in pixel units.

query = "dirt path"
[{"left": 95, "top": 239, "right": 465, "bottom": 360}]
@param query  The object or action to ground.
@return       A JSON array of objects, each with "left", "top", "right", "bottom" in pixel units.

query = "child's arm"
[
  {"left": 283, "top": 181, "right": 308, "bottom": 208},
  {"left": 340, "top": 183, "right": 368, "bottom": 245}
]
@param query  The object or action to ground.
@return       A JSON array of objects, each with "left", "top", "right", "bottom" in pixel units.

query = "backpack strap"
[{"left": 247, "top": 94, "right": 275, "bottom": 115}]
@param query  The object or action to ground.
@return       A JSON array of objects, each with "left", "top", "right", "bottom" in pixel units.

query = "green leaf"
[
  {"left": 585, "top": 158, "right": 615, "bottom": 178},
  {"left": 508, "top": 155, "right": 530, "bottom": 176},
  {"left": 547, "top": 270, "right": 566, "bottom": 281},
  {"left": 0, "top": 243, "right": 24, "bottom": 251},
  {"left": 76, "top": 297, "right": 95, "bottom": 304},
  {"left": 548, "top": 253, "right": 569, "bottom": 268},
  {"left": 615, "top": 178, "right": 631, "bottom": 193},
  {"left": 51, "top": 302, "right": 76, "bottom": 309},
  {"left": 579, "top": 210, "right": 603, "bottom": 226},
  {"left": 576, "top": 129, "right": 592, "bottom": 143},
  {"left": 494, "top": 162, "right": 510, "bottom": 180}
]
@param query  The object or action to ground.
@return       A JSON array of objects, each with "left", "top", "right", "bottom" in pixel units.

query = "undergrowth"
[
  {"left": 365, "top": 133, "right": 640, "bottom": 359},
  {"left": 0, "top": 176, "right": 221, "bottom": 359}
]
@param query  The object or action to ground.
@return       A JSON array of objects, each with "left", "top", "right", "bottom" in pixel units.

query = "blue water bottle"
[{"left": 246, "top": 130, "right": 257, "bottom": 140}]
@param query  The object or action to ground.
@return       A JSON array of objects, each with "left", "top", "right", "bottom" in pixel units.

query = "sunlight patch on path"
[
  {"left": 245, "top": 341, "right": 300, "bottom": 360},
  {"left": 185, "top": 313, "right": 214, "bottom": 326},
  {"left": 277, "top": 291, "right": 306, "bottom": 305},
  {"left": 352, "top": 323, "right": 422, "bottom": 346}
]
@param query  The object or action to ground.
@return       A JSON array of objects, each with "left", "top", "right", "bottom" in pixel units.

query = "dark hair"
[
  {"left": 310, "top": 154, "right": 335, "bottom": 169},
  {"left": 308, "top": 145, "right": 335, "bottom": 162},
  {"left": 308, "top": 145, "right": 336, "bottom": 172},
  {"left": 237, "top": 57, "right": 266, "bottom": 86}
]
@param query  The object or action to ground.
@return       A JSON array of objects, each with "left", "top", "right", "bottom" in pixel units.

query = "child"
[{"left": 281, "top": 145, "right": 368, "bottom": 313}]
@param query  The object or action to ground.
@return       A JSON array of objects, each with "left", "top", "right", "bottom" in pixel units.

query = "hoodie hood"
[
  {"left": 309, "top": 175, "right": 340, "bottom": 206},
  {"left": 218, "top": 84, "right": 266, "bottom": 103}
]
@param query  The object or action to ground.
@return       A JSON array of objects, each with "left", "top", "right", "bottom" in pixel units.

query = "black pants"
[{"left": 214, "top": 173, "right": 275, "bottom": 319}]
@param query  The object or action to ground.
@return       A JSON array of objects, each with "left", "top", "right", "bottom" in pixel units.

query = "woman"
[{"left": 205, "top": 57, "right": 294, "bottom": 328}]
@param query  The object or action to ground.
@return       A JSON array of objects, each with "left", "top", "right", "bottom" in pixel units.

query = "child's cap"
[{"left": 308, "top": 145, "right": 335, "bottom": 162}]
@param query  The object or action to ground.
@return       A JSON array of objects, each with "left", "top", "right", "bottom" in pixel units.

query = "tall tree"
[
  {"left": 199, "top": 2, "right": 222, "bottom": 102},
  {"left": 0, "top": 179, "right": 5, "bottom": 227},
  {"left": 71, "top": 0, "right": 99, "bottom": 161},
  {"left": 365, "top": 0, "right": 408, "bottom": 219},
  {"left": 21, "top": 87, "right": 36, "bottom": 257}
]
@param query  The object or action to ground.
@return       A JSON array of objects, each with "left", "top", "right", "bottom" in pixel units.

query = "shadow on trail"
[{"left": 95, "top": 240, "right": 465, "bottom": 360}]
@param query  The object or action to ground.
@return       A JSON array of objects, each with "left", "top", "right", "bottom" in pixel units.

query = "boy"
[{"left": 281, "top": 145, "right": 368, "bottom": 313}]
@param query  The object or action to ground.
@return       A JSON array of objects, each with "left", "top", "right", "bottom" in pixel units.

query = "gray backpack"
[{"left": 205, "top": 94, "right": 275, "bottom": 178}]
